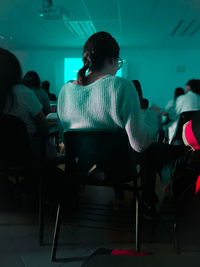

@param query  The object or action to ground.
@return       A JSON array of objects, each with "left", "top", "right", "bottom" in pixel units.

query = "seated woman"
[
  {"left": 0, "top": 48, "right": 66, "bottom": 201},
  {"left": 58, "top": 31, "right": 159, "bottom": 153},
  {"left": 23, "top": 71, "right": 51, "bottom": 116},
  {"left": 57, "top": 31, "right": 161, "bottom": 205},
  {"left": 1, "top": 48, "right": 56, "bottom": 162},
  {"left": 42, "top": 80, "right": 57, "bottom": 101}
]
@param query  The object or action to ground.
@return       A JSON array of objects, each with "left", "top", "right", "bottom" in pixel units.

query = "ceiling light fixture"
[
  {"left": 171, "top": 19, "right": 184, "bottom": 36},
  {"left": 63, "top": 15, "right": 96, "bottom": 39},
  {"left": 180, "top": 19, "right": 195, "bottom": 36},
  {"left": 39, "top": 0, "right": 65, "bottom": 20},
  {"left": 190, "top": 25, "right": 200, "bottom": 36}
]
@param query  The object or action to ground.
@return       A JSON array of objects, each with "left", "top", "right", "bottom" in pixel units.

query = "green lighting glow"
[{"left": 64, "top": 58, "right": 122, "bottom": 84}]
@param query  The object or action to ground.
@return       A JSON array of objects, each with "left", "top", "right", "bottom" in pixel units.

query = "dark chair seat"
[
  {"left": 171, "top": 111, "right": 200, "bottom": 145},
  {"left": 64, "top": 130, "right": 136, "bottom": 185}
]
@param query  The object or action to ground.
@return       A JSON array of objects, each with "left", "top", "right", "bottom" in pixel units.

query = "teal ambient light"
[{"left": 64, "top": 58, "right": 122, "bottom": 83}]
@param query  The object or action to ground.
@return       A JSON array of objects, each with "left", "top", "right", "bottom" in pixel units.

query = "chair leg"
[
  {"left": 173, "top": 222, "right": 180, "bottom": 254},
  {"left": 51, "top": 202, "right": 62, "bottom": 261},
  {"left": 135, "top": 193, "right": 140, "bottom": 252},
  {"left": 39, "top": 178, "right": 44, "bottom": 246}
]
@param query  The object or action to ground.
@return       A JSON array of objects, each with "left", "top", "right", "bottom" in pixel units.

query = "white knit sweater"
[{"left": 57, "top": 75, "right": 159, "bottom": 152}]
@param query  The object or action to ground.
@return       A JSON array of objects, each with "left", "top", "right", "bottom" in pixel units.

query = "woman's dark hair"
[
  {"left": 77, "top": 31, "right": 120, "bottom": 85},
  {"left": 132, "top": 80, "right": 143, "bottom": 107},
  {"left": 186, "top": 79, "right": 200, "bottom": 95},
  {"left": 42, "top": 80, "right": 50, "bottom": 92},
  {"left": 141, "top": 98, "right": 149, "bottom": 110},
  {"left": 0, "top": 48, "right": 22, "bottom": 112},
  {"left": 23, "top": 71, "right": 41, "bottom": 89},
  {"left": 174, "top": 87, "right": 184, "bottom": 100}
]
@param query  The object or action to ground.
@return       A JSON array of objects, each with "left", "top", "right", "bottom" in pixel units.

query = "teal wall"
[{"left": 13, "top": 49, "right": 200, "bottom": 108}]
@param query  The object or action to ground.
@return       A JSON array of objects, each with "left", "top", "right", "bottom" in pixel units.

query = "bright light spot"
[{"left": 64, "top": 57, "right": 123, "bottom": 84}]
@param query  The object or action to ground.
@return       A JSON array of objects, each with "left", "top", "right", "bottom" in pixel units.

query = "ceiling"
[{"left": 1, "top": 0, "right": 200, "bottom": 50}]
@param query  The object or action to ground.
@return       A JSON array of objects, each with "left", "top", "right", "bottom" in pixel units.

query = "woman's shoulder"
[
  {"left": 13, "top": 84, "right": 36, "bottom": 97},
  {"left": 60, "top": 76, "right": 134, "bottom": 94},
  {"left": 98, "top": 75, "right": 134, "bottom": 90},
  {"left": 13, "top": 84, "right": 42, "bottom": 107},
  {"left": 109, "top": 76, "right": 136, "bottom": 95}
]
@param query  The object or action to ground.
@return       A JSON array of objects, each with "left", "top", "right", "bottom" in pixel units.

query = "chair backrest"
[
  {"left": 64, "top": 130, "right": 136, "bottom": 185},
  {"left": 171, "top": 111, "right": 200, "bottom": 145},
  {"left": 0, "top": 114, "right": 31, "bottom": 171}
]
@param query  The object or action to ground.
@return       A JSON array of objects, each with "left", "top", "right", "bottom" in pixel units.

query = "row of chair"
[{"left": 1, "top": 111, "right": 200, "bottom": 261}]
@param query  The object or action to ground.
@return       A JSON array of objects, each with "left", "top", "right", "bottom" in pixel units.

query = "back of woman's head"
[
  {"left": 23, "top": 71, "right": 41, "bottom": 89},
  {"left": 42, "top": 80, "right": 50, "bottom": 91},
  {"left": 186, "top": 79, "right": 200, "bottom": 95},
  {"left": 174, "top": 87, "right": 184, "bottom": 99},
  {"left": 77, "top": 31, "right": 120, "bottom": 85},
  {"left": 0, "top": 48, "right": 22, "bottom": 112}
]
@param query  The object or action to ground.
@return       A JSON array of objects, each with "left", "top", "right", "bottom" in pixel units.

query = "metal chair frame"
[{"left": 51, "top": 130, "right": 143, "bottom": 261}]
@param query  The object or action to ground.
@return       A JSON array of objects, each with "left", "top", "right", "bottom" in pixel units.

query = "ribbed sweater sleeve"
[{"left": 117, "top": 79, "right": 159, "bottom": 152}]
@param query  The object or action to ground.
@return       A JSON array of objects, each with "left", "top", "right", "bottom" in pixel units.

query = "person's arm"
[
  {"left": 175, "top": 95, "right": 184, "bottom": 115},
  {"left": 33, "top": 111, "right": 49, "bottom": 138},
  {"left": 118, "top": 79, "right": 159, "bottom": 152}
]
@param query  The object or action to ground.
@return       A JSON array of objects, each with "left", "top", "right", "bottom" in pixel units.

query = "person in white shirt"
[
  {"left": 1, "top": 49, "right": 49, "bottom": 139},
  {"left": 1, "top": 48, "right": 56, "bottom": 162},
  {"left": 176, "top": 79, "right": 200, "bottom": 114},
  {"left": 1, "top": 49, "right": 66, "bottom": 201},
  {"left": 23, "top": 71, "right": 51, "bottom": 116},
  {"left": 168, "top": 80, "right": 200, "bottom": 143}
]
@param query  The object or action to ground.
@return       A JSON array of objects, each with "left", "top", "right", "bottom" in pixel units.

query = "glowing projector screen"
[{"left": 64, "top": 58, "right": 124, "bottom": 83}]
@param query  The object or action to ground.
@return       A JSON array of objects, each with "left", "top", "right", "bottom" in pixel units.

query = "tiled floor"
[{"left": 1, "top": 177, "right": 200, "bottom": 266}]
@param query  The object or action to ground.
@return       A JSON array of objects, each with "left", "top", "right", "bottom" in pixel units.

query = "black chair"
[
  {"left": 0, "top": 113, "right": 46, "bottom": 245},
  {"left": 171, "top": 111, "right": 199, "bottom": 145},
  {"left": 151, "top": 148, "right": 200, "bottom": 254},
  {"left": 51, "top": 130, "right": 142, "bottom": 261}
]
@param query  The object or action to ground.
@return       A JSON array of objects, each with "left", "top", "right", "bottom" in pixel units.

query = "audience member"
[
  {"left": 1, "top": 49, "right": 57, "bottom": 162},
  {"left": 57, "top": 31, "right": 162, "bottom": 206},
  {"left": 42, "top": 80, "right": 57, "bottom": 101},
  {"left": 23, "top": 71, "right": 51, "bottom": 116},
  {"left": 58, "top": 31, "right": 159, "bottom": 153},
  {"left": 58, "top": 32, "right": 192, "bottom": 219},
  {"left": 0, "top": 48, "right": 67, "bottom": 201},
  {"left": 176, "top": 79, "right": 200, "bottom": 115},
  {"left": 165, "top": 87, "right": 184, "bottom": 121},
  {"left": 168, "top": 80, "right": 200, "bottom": 143}
]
